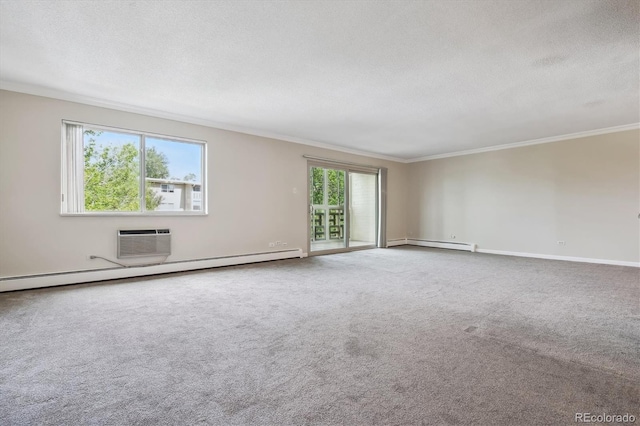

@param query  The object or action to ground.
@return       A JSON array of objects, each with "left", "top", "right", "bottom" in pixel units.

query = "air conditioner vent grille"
[{"left": 117, "top": 229, "right": 171, "bottom": 258}]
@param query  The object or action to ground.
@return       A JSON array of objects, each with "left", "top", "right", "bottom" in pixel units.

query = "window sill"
[{"left": 60, "top": 212, "right": 208, "bottom": 217}]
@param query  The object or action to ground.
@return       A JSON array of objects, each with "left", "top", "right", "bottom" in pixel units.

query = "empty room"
[{"left": 0, "top": 1, "right": 638, "bottom": 425}]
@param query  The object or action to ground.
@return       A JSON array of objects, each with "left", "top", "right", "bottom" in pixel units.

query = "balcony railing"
[{"left": 311, "top": 205, "right": 344, "bottom": 241}]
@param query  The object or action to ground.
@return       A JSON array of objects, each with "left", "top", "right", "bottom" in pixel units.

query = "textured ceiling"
[{"left": 1, "top": 0, "right": 638, "bottom": 160}]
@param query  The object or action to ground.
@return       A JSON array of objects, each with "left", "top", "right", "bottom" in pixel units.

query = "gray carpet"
[{"left": 1, "top": 246, "right": 638, "bottom": 425}]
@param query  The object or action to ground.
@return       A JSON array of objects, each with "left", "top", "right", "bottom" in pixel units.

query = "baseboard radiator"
[
  {"left": 394, "top": 239, "right": 637, "bottom": 267},
  {"left": 406, "top": 239, "right": 477, "bottom": 252},
  {"left": 118, "top": 229, "right": 171, "bottom": 258},
  {"left": 0, "top": 248, "right": 304, "bottom": 293}
]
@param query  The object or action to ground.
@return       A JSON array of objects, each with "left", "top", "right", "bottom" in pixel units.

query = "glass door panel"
[
  {"left": 348, "top": 172, "right": 377, "bottom": 247},
  {"left": 310, "top": 166, "right": 346, "bottom": 252}
]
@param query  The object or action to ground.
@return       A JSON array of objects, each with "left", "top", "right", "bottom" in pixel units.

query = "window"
[{"left": 61, "top": 121, "right": 206, "bottom": 214}]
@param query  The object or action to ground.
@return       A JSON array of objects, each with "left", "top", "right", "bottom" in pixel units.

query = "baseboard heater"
[
  {"left": 390, "top": 239, "right": 638, "bottom": 267},
  {"left": 406, "top": 239, "right": 477, "bottom": 252},
  {"left": 0, "top": 248, "right": 304, "bottom": 293},
  {"left": 118, "top": 229, "right": 171, "bottom": 258}
]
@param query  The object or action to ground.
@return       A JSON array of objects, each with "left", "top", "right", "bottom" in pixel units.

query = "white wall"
[
  {"left": 407, "top": 129, "right": 640, "bottom": 263},
  {"left": 0, "top": 90, "right": 408, "bottom": 279},
  {"left": 1, "top": 89, "right": 637, "bottom": 285}
]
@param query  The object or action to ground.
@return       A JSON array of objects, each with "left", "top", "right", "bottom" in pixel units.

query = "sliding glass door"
[
  {"left": 309, "top": 164, "right": 378, "bottom": 254},
  {"left": 310, "top": 167, "right": 346, "bottom": 252}
]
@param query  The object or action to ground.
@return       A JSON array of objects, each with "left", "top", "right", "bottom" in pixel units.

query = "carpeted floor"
[{"left": 1, "top": 246, "right": 638, "bottom": 425}]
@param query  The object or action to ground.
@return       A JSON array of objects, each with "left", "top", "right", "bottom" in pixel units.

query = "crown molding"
[
  {"left": 2, "top": 81, "right": 637, "bottom": 165},
  {"left": 407, "top": 123, "right": 640, "bottom": 163},
  {"left": 0, "top": 80, "right": 407, "bottom": 164}
]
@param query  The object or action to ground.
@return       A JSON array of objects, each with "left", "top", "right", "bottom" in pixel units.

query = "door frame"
[{"left": 307, "top": 161, "right": 379, "bottom": 256}]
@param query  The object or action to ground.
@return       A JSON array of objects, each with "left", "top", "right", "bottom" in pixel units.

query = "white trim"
[
  {"left": 475, "top": 248, "right": 639, "bottom": 267},
  {"left": 407, "top": 123, "right": 640, "bottom": 162},
  {"left": 60, "top": 212, "right": 207, "bottom": 217},
  {"left": 0, "top": 82, "right": 405, "bottom": 164},
  {"left": 2, "top": 83, "right": 638, "bottom": 164},
  {"left": 396, "top": 239, "right": 639, "bottom": 266},
  {"left": 0, "top": 249, "right": 304, "bottom": 293},
  {"left": 386, "top": 238, "right": 408, "bottom": 247},
  {"left": 406, "top": 239, "right": 477, "bottom": 252}
]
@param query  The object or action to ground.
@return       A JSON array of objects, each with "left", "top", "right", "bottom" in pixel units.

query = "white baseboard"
[
  {"left": 0, "top": 249, "right": 304, "bottom": 293},
  {"left": 406, "top": 239, "right": 477, "bottom": 252},
  {"left": 5, "top": 244, "right": 635, "bottom": 293},
  {"left": 392, "top": 238, "right": 638, "bottom": 267},
  {"left": 386, "top": 238, "right": 408, "bottom": 247},
  {"left": 476, "top": 248, "right": 640, "bottom": 267}
]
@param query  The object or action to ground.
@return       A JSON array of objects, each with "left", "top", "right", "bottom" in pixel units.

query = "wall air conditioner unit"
[{"left": 117, "top": 229, "right": 171, "bottom": 259}]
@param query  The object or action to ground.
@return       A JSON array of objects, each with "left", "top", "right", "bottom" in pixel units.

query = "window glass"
[
  {"left": 62, "top": 122, "right": 205, "bottom": 215},
  {"left": 311, "top": 167, "right": 324, "bottom": 205},
  {"left": 327, "top": 169, "right": 345, "bottom": 206},
  {"left": 145, "top": 138, "right": 203, "bottom": 212},
  {"left": 83, "top": 129, "right": 141, "bottom": 212}
]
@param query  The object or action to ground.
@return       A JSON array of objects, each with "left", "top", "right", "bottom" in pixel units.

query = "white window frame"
[{"left": 61, "top": 120, "right": 207, "bottom": 216}]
